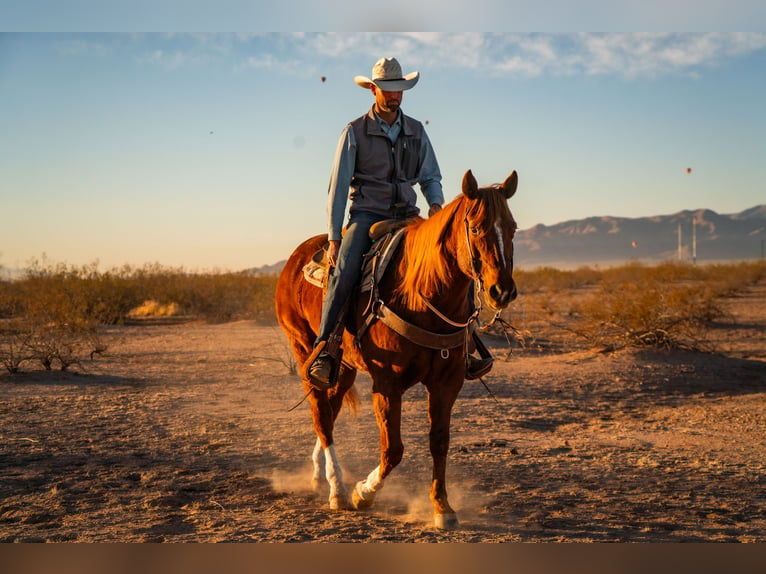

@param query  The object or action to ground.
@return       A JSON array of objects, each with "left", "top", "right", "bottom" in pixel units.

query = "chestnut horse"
[{"left": 275, "top": 170, "right": 518, "bottom": 529}]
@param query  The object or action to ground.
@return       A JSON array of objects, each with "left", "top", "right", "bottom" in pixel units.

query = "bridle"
[
  {"left": 416, "top": 205, "right": 488, "bottom": 329},
  {"left": 463, "top": 214, "right": 486, "bottom": 295},
  {"left": 420, "top": 199, "right": 513, "bottom": 329}
]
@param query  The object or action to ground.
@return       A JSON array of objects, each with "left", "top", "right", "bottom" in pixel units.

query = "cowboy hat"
[{"left": 354, "top": 57, "right": 419, "bottom": 91}]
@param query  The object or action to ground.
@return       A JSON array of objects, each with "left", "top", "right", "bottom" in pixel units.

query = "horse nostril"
[{"left": 489, "top": 284, "right": 509, "bottom": 306}]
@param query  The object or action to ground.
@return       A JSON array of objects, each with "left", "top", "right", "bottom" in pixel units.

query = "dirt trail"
[{"left": 1, "top": 287, "right": 764, "bottom": 542}]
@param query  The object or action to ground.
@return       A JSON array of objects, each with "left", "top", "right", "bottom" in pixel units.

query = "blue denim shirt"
[{"left": 326, "top": 110, "right": 444, "bottom": 241}]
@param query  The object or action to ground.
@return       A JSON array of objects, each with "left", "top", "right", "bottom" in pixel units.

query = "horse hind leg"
[
  {"left": 310, "top": 365, "right": 357, "bottom": 510},
  {"left": 323, "top": 443, "right": 351, "bottom": 510},
  {"left": 310, "top": 438, "right": 324, "bottom": 493}
]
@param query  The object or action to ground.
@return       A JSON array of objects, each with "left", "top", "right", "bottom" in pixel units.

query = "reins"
[{"left": 419, "top": 293, "right": 478, "bottom": 328}]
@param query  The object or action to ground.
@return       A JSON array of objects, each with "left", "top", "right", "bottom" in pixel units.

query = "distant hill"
[
  {"left": 516, "top": 205, "right": 766, "bottom": 268},
  {"left": 242, "top": 261, "right": 287, "bottom": 276},
  {"left": 245, "top": 205, "right": 766, "bottom": 274}
]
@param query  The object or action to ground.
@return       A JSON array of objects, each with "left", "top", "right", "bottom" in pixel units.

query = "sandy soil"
[{"left": 1, "top": 285, "right": 764, "bottom": 542}]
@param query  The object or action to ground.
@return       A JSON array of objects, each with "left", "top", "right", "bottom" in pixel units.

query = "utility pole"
[
  {"left": 692, "top": 218, "right": 697, "bottom": 264},
  {"left": 678, "top": 223, "right": 683, "bottom": 261}
]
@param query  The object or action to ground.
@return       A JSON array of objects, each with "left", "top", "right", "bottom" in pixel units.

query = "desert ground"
[{"left": 1, "top": 283, "right": 764, "bottom": 542}]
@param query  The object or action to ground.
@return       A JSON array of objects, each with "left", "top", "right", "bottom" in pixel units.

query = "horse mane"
[
  {"left": 395, "top": 196, "right": 465, "bottom": 311},
  {"left": 395, "top": 186, "right": 514, "bottom": 312}
]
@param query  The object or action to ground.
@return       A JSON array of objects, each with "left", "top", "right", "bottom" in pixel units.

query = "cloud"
[
  {"left": 300, "top": 32, "right": 766, "bottom": 79},
  {"left": 54, "top": 32, "right": 766, "bottom": 80},
  {"left": 567, "top": 33, "right": 766, "bottom": 77}
]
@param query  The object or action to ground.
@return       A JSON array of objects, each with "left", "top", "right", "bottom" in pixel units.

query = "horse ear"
[
  {"left": 502, "top": 171, "right": 518, "bottom": 199},
  {"left": 462, "top": 170, "right": 479, "bottom": 199}
]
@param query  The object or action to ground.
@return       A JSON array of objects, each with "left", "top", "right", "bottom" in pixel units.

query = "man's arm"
[
  {"left": 417, "top": 129, "right": 444, "bottom": 210},
  {"left": 327, "top": 125, "right": 356, "bottom": 242}
]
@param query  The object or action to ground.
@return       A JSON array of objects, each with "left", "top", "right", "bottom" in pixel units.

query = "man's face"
[{"left": 372, "top": 86, "right": 403, "bottom": 113}]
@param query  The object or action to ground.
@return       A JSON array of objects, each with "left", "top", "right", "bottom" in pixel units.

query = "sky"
[{"left": 1, "top": 5, "right": 765, "bottom": 272}]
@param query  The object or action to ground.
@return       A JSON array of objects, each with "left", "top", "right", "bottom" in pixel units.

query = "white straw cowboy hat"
[{"left": 354, "top": 57, "right": 419, "bottom": 91}]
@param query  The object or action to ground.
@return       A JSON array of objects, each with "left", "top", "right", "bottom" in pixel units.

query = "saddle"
[
  {"left": 301, "top": 218, "right": 492, "bottom": 379},
  {"left": 301, "top": 219, "right": 413, "bottom": 291}
]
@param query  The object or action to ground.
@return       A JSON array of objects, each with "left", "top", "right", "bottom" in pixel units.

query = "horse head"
[{"left": 460, "top": 169, "right": 519, "bottom": 311}]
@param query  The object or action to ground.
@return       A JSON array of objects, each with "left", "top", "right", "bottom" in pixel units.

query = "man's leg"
[{"left": 309, "top": 213, "right": 378, "bottom": 388}]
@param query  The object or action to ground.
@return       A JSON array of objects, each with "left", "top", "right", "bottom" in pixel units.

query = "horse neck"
[{"left": 394, "top": 200, "right": 473, "bottom": 315}]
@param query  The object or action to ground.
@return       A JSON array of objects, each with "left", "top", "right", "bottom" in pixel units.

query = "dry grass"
[
  {"left": 490, "top": 260, "right": 766, "bottom": 353},
  {"left": 0, "top": 261, "right": 278, "bottom": 373},
  {"left": 2, "top": 258, "right": 765, "bottom": 373}
]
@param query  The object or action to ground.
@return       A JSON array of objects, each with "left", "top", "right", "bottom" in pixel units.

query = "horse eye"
[{"left": 470, "top": 226, "right": 480, "bottom": 236}]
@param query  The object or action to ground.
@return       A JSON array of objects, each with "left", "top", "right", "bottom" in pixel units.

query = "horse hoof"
[
  {"left": 351, "top": 481, "right": 375, "bottom": 510},
  {"left": 434, "top": 513, "right": 459, "bottom": 530}
]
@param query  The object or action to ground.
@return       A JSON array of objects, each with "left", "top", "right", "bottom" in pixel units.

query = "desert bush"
[
  {"left": 0, "top": 261, "right": 279, "bottom": 373},
  {"left": 0, "top": 320, "right": 36, "bottom": 373},
  {"left": 489, "top": 260, "right": 766, "bottom": 353},
  {"left": 569, "top": 279, "right": 726, "bottom": 351},
  {"left": 0, "top": 261, "right": 111, "bottom": 372},
  {"left": 699, "top": 261, "right": 766, "bottom": 297},
  {"left": 160, "top": 272, "right": 278, "bottom": 324}
]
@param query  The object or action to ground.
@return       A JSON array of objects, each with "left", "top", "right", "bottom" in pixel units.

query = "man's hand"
[
  {"left": 327, "top": 240, "right": 341, "bottom": 267},
  {"left": 428, "top": 203, "right": 443, "bottom": 218}
]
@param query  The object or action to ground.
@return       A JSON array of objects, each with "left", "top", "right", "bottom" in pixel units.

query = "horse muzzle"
[{"left": 486, "top": 280, "right": 517, "bottom": 310}]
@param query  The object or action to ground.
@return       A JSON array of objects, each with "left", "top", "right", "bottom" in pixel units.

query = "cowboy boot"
[
  {"left": 308, "top": 351, "right": 336, "bottom": 390},
  {"left": 307, "top": 315, "right": 346, "bottom": 390}
]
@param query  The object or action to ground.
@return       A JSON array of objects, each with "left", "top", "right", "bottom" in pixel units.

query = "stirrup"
[
  {"left": 466, "top": 355, "right": 493, "bottom": 380},
  {"left": 466, "top": 331, "right": 493, "bottom": 380}
]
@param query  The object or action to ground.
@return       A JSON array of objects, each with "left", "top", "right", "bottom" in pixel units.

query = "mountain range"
[
  {"left": 515, "top": 204, "right": 766, "bottom": 268},
  {"left": 246, "top": 204, "right": 766, "bottom": 274}
]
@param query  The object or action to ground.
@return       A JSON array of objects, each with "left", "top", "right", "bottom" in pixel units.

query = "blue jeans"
[{"left": 315, "top": 211, "right": 389, "bottom": 347}]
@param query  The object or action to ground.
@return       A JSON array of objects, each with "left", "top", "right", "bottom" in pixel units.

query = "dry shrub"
[
  {"left": 0, "top": 260, "right": 280, "bottom": 373},
  {"left": 0, "top": 320, "right": 36, "bottom": 373},
  {"left": 571, "top": 281, "right": 724, "bottom": 350},
  {"left": 489, "top": 260, "right": 765, "bottom": 353}
]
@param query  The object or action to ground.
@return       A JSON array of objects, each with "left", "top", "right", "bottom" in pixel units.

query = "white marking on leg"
[
  {"left": 311, "top": 438, "right": 324, "bottom": 489},
  {"left": 358, "top": 465, "right": 384, "bottom": 499},
  {"left": 352, "top": 465, "right": 383, "bottom": 509},
  {"left": 324, "top": 445, "right": 348, "bottom": 508}
]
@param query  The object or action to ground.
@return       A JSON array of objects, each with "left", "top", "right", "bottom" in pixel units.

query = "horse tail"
[{"left": 342, "top": 384, "right": 359, "bottom": 417}]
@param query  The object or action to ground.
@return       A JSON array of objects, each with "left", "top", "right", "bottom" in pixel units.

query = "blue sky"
[{"left": 1, "top": 28, "right": 765, "bottom": 270}]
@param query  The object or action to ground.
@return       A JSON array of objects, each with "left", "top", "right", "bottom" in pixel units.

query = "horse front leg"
[
  {"left": 352, "top": 390, "right": 403, "bottom": 510},
  {"left": 427, "top": 377, "right": 462, "bottom": 529}
]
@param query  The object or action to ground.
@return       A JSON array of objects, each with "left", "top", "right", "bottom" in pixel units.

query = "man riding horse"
[{"left": 308, "top": 56, "right": 493, "bottom": 389}]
